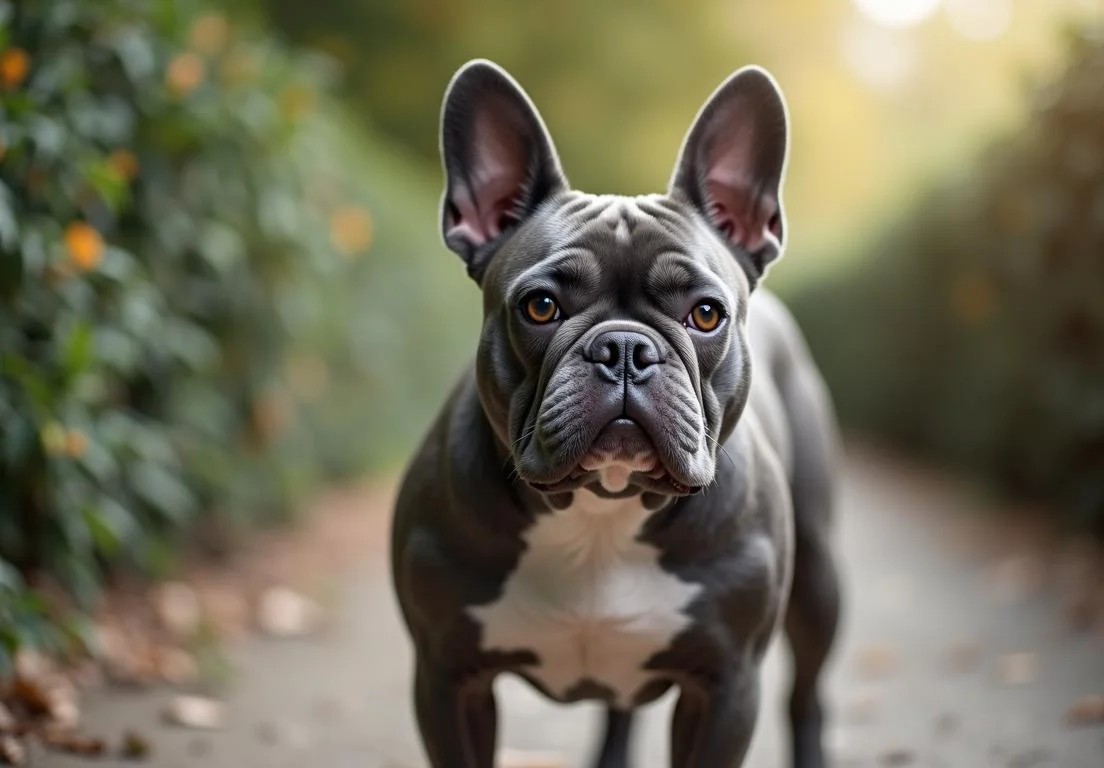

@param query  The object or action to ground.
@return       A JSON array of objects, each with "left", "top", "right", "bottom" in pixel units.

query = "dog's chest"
[{"left": 468, "top": 492, "right": 702, "bottom": 707}]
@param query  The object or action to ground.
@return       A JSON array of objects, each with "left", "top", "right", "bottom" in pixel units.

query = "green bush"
[
  {"left": 0, "top": 0, "right": 477, "bottom": 670},
  {"left": 788, "top": 22, "right": 1104, "bottom": 534}
]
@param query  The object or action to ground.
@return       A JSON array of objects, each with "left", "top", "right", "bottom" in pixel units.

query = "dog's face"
[{"left": 438, "top": 61, "right": 789, "bottom": 500}]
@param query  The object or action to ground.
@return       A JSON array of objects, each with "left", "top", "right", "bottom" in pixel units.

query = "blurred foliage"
[
  {"left": 253, "top": 0, "right": 1094, "bottom": 277},
  {"left": 255, "top": 0, "right": 764, "bottom": 196},
  {"left": 0, "top": 0, "right": 475, "bottom": 667},
  {"left": 789, "top": 21, "right": 1104, "bottom": 534}
]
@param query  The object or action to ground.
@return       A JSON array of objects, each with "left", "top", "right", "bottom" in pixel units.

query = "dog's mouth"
[{"left": 526, "top": 418, "right": 700, "bottom": 497}]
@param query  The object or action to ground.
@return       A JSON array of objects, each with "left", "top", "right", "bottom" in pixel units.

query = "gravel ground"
[{"left": 36, "top": 446, "right": 1104, "bottom": 768}]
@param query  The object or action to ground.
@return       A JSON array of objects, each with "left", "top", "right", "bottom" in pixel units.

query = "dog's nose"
[{"left": 586, "top": 330, "right": 663, "bottom": 383}]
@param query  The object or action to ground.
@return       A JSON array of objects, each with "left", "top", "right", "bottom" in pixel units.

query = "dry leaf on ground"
[
  {"left": 154, "top": 582, "right": 202, "bottom": 638},
  {"left": 120, "top": 729, "right": 152, "bottom": 760},
  {"left": 154, "top": 647, "right": 199, "bottom": 686},
  {"left": 1066, "top": 694, "right": 1104, "bottom": 727},
  {"left": 162, "top": 695, "right": 225, "bottom": 730},
  {"left": 0, "top": 736, "right": 24, "bottom": 766},
  {"left": 257, "top": 586, "right": 323, "bottom": 638}
]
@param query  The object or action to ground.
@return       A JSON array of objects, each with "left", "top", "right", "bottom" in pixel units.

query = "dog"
[{"left": 390, "top": 59, "right": 842, "bottom": 768}]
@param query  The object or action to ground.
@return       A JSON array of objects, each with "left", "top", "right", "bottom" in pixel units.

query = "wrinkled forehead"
[{"left": 487, "top": 193, "right": 749, "bottom": 307}]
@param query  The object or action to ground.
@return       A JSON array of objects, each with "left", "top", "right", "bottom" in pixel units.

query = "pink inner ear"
[
  {"left": 445, "top": 110, "right": 527, "bottom": 248},
  {"left": 701, "top": 112, "right": 780, "bottom": 253},
  {"left": 705, "top": 178, "right": 778, "bottom": 253}
]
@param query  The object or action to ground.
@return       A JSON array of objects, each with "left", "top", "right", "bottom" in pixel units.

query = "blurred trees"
[
  {"left": 257, "top": 0, "right": 763, "bottom": 195},
  {"left": 0, "top": 0, "right": 475, "bottom": 667},
  {"left": 789, "top": 22, "right": 1104, "bottom": 534}
]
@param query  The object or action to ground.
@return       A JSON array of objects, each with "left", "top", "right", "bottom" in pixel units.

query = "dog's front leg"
[
  {"left": 414, "top": 659, "right": 497, "bottom": 768},
  {"left": 669, "top": 665, "right": 761, "bottom": 768}
]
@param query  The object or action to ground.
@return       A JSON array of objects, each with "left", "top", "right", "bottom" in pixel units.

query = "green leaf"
[
  {"left": 82, "top": 504, "right": 120, "bottom": 558},
  {"left": 62, "top": 321, "right": 93, "bottom": 378},
  {"left": 0, "top": 558, "right": 22, "bottom": 591},
  {"left": 129, "top": 462, "right": 197, "bottom": 523},
  {"left": 0, "top": 183, "right": 18, "bottom": 251}
]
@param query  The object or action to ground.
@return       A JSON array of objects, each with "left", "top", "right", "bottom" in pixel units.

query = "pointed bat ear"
[
  {"left": 670, "top": 66, "right": 790, "bottom": 288},
  {"left": 439, "top": 59, "right": 568, "bottom": 283}
]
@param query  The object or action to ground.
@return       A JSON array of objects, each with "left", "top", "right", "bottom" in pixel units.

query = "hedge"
[
  {"left": 0, "top": 0, "right": 478, "bottom": 671},
  {"left": 788, "top": 22, "right": 1104, "bottom": 535}
]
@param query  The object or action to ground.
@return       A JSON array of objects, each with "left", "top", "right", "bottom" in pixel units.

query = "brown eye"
[
  {"left": 522, "top": 292, "right": 560, "bottom": 324},
  {"left": 687, "top": 302, "right": 724, "bottom": 332}
]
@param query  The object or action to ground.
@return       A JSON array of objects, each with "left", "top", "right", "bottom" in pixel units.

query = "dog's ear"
[
  {"left": 439, "top": 59, "right": 567, "bottom": 283},
  {"left": 669, "top": 66, "right": 789, "bottom": 288}
]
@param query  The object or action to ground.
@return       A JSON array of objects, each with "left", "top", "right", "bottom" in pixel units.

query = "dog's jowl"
[{"left": 390, "top": 59, "right": 843, "bottom": 768}]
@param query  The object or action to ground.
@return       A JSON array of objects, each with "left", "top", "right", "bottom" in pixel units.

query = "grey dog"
[{"left": 390, "top": 59, "right": 842, "bottom": 768}]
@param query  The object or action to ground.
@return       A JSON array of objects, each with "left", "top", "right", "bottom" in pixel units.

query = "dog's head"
[{"left": 438, "top": 60, "right": 789, "bottom": 500}]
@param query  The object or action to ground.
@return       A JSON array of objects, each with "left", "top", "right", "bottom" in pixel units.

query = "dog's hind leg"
[
  {"left": 785, "top": 515, "right": 840, "bottom": 768},
  {"left": 781, "top": 363, "right": 842, "bottom": 768},
  {"left": 590, "top": 707, "right": 634, "bottom": 768}
]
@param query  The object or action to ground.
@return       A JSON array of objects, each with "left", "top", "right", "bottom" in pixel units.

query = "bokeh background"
[{"left": 1, "top": 0, "right": 1103, "bottom": 760}]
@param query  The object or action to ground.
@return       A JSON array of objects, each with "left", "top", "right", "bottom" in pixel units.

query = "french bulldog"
[{"left": 390, "top": 59, "right": 842, "bottom": 768}]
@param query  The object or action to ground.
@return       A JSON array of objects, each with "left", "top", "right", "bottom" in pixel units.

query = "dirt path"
[{"left": 37, "top": 447, "right": 1104, "bottom": 767}]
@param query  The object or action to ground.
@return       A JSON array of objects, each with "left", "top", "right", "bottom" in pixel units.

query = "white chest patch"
[{"left": 468, "top": 490, "right": 702, "bottom": 707}]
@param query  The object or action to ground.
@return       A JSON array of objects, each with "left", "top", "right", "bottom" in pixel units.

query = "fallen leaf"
[
  {"left": 995, "top": 652, "right": 1038, "bottom": 686},
  {"left": 256, "top": 586, "right": 323, "bottom": 638},
  {"left": 120, "top": 730, "right": 152, "bottom": 760},
  {"left": 13, "top": 650, "right": 53, "bottom": 681},
  {"left": 9, "top": 677, "right": 52, "bottom": 717},
  {"left": 154, "top": 582, "right": 202, "bottom": 638},
  {"left": 1066, "top": 694, "right": 1104, "bottom": 727},
  {"left": 162, "top": 695, "right": 225, "bottom": 730},
  {"left": 0, "top": 736, "right": 24, "bottom": 766},
  {"left": 154, "top": 647, "right": 199, "bottom": 686},
  {"left": 40, "top": 730, "right": 106, "bottom": 757},
  {"left": 200, "top": 586, "right": 250, "bottom": 640}
]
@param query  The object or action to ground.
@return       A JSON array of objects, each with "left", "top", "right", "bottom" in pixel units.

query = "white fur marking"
[{"left": 469, "top": 490, "right": 702, "bottom": 707}]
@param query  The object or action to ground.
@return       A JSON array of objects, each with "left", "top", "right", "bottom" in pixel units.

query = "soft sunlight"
[
  {"left": 945, "top": 0, "right": 1013, "bottom": 41},
  {"left": 852, "top": 0, "right": 943, "bottom": 28}
]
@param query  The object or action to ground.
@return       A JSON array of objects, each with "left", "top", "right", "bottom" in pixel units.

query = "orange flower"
[
  {"left": 108, "top": 149, "right": 139, "bottom": 181},
  {"left": 329, "top": 206, "right": 374, "bottom": 256},
  {"left": 0, "top": 48, "right": 29, "bottom": 89},
  {"left": 166, "top": 53, "right": 205, "bottom": 96},
  {"left": 189, "top": 14, "right": 230, "bottom": 55},
  {"left": 65, "top": 430, "right": 88, "bottom": 459},
  {"left": 65, "top": 223, "right": 105, "bottom": 271}
]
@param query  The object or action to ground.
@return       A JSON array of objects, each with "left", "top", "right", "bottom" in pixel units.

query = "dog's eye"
[
  {"left": 522, "top": 292, "right": 561, "bottom": 324},
  {"left": 686, "top": 302, "right": 725, "bottom": 332}
]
